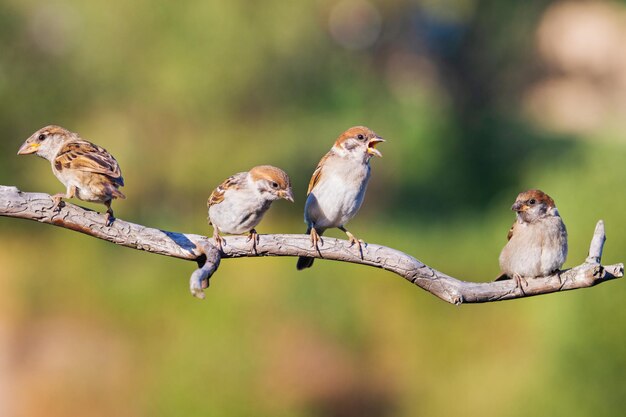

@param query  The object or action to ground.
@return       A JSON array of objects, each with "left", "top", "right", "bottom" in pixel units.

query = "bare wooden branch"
[{"left": 1, "top": 185, "right": 623, "bottom": 303}]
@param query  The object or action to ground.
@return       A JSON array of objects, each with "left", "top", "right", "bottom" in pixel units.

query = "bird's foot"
[
  {"left": 247, "top": 229, "right": 259, "bottom": 253},
  {"left": 345, "top": 231, "right": 365, "bottom": 259},
  {"left": 513, "top": 273, "right": 528, "bottom": 296},
  {"left": 310, "top": 228, "right": 323, "bottom": 250},
  {"left": 213, "top": 232, "right": 225, "bottom": 252},
  {"left": 105, "top": 207, "right": 116, "bottom": 227},
  {"left": 556, "top": 269, "right": 564, "bottom": 286},
  {"left": 50, "top": 194, "right": 65, "bottom": 212}
]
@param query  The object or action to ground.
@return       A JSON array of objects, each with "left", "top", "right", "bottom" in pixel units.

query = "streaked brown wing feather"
[
  {"left": 507, "top": 221, "right": 516, "bottom": 241},
  {"left": 306, "top": 152, "right": 331, "bottom": 195},
  {"left": 207, "top": 173, "right": 245, "bottom": 208},
  {"left": 207, "top": 187, "right": 226, "bottom": 207},
  {"left": 55, "top": 140, "right": 123, "bottom": 184}
]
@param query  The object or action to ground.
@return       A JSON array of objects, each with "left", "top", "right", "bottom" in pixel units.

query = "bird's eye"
[
  {"left": 38, "top": 134, "right": 46, "bottom": 141},
  {"left": 529, "top": 199, "right": 536, "bottom": 205},
  {"left": 357, "top": 134, "right": 365, "bottom": 140},
  {"left": 271, "top": 181, "right": 279, "bottom": 189}
]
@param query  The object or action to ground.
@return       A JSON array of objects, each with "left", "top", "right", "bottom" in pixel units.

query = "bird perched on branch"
[
  {"left": 17, "top": 125, "right": 125, "bottom": 226},
  {"left": 208, "top": 165, "right": 294, "bottom": 251},
  {"left": 497, "top": 189, "right": 568, "bottom": 291},
  {"left": 296, "top": 126, "right": 384, "bottom": 270}
]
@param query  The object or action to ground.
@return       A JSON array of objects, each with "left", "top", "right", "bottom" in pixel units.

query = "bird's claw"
[
  {"left": 213, "top": 233, "right": 225, "bottom": 252},
  {"left": 310, "top": 228, "right": 323, "bottom": 249},
  {"left": 345, "top": 231, "right": 365, "bottom": 258},
  {"left": 513, "top": 273, "right": 528, "bottom": 296},
  {"left": 51, "top": 195, "right": 64, "bottom": 212},
  {"left": 247, "top": 229, "right": 259, "bottom": 252},
  {"left": 105, "top": 210, "right": 116, "bottom": 227},
  {"left": 348, "top": 236, "right": 365, "bottom": 248},
  {"left": 556, "top": 270, "right": 564, "bottom": 285}
]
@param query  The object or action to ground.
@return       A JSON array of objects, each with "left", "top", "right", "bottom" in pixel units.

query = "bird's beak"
[
  {"left": 367, "top": 137, "right": 385, "bottom": 157},
  {"left": 281, "top": 189, "right": 294, "bottom": 202},
  {"left": 17, "top": 141, "right": 40, "bottom": 155},
  {"left": 511, "top": 201, "right": 527, "bottom": 212}
]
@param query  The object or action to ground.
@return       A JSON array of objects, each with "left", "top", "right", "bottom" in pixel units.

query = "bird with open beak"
[
  {"left": 297, "top": 126, "right": 385, "bottom": 270},
  {"left": 17, "top": 125, "right": 125, "bottom": 226}
]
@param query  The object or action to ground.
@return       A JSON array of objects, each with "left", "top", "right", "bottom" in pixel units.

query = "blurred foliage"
[{"left": 1, "top": 0, "right": 625, "bottom": 416}]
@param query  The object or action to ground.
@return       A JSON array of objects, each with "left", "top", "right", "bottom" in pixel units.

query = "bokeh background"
[{"left": 1, "top": 0, "right": 625, "bottom": 416}]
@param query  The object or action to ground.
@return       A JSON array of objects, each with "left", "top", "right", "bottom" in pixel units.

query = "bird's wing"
[
  {"left": 507, "top": 221, "right": 516, "bottom": 241},
  {"left": 207, "top": 172, "right": 246, "bottom": 207},
  {"left": 55, "top": 140, "right": 123, "bottom": 185},
  {"left": 306, "top": 152, "right": 331, "bottom": 195}
]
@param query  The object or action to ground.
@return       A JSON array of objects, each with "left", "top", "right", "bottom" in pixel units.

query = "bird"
[
  {"left": 497, "top": 189, "right": 568, "bottom": 292},
  {"left": 17, "top": 125, "right": 125, "bottom": 226},
  {"left": 207, "top": 165, "right": 294, "bottom": 251},
  {"left": 296, "top": 126, "right": 384, "bottom": 270}
]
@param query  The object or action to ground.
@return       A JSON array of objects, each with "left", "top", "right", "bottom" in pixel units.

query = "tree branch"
[{"left": 1, "top": 185, "right": 622, "bottom": 303}]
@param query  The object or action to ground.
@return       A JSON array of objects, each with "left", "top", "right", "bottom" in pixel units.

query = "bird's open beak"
[
  {"left": 17, "top": 141, "right": 40, "bottom": 155},
  {"left": 281, "top": 189, "right": 294, "bottom": 202},
  {"left": 367, "top": 137, "right": 385, "bottom": 157},
  {"left": 511, "top": 202, "right": 527, "bottom": 212}
]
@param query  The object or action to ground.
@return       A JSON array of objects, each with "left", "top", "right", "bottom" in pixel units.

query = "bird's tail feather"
[
  {"left": 101, "top": 178, "right": 126, "bottom": 199},
  {"left": 296, "top": 256, "right": 315, "bottom": 270},
  {"left": 494, "top": 273, "right": 509, "bottom": 281},
  {"left": 110, "top": 187, "right": 126, "bottom": 199},
  {"left": 296, "top": 226, "right": 317, "bottom": 270}
]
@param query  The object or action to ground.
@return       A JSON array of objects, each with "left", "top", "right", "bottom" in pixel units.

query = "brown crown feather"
[
  {"left": 514, "top": 189, "right": 555, "bottom": 207},
  {"left": 333, "top": 126, "right": 378, "bottom": 147},
  {"left": 249, "top": 165, "right": 291, "bottom": 189}
]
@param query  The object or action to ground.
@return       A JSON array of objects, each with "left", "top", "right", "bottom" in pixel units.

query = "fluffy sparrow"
[
  {"left": 497, "top": 189, "right": 568, "bottom": 290},
  {"left": 207, "top": 165, "right": 294, "bottom": 251},
  {"left": 17, "top": 125, "right": 125, "bottom": 225},
  {"left": 296, "top": 126, "right": 384, "bottom": 270}
]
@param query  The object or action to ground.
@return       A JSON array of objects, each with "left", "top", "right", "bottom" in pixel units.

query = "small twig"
[
  {"left": 586, "top": 220, "right": 606, "bottom": 264},
  {"left": 0, "top": 185, "right": 622, "bottom": 303}
]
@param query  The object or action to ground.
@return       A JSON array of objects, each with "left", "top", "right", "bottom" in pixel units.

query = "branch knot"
[{"left": 189, "top": 240, "right": 222, "bottom": 299}]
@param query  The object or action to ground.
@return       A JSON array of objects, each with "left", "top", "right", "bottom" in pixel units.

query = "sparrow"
[
  {"left": 497, "top": 189, "right": 568, "bottom": 290},
  {"left": 207, "top": 165, "right": 294, "bottom": 251},
  {"left": 296, "top": 126, "right": 384, "bottom": 270},
  {"left": 17, "top": 125, "right": 125, "bottom": 225}
]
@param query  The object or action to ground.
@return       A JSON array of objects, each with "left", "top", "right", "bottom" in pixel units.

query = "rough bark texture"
[{"left": 1, "top": 185, "right": 623, "bottom": 302}]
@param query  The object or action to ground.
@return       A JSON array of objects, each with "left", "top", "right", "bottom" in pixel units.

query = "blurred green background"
[{"left": 1, "top": 0, "right": 625, "bottom": 416}]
